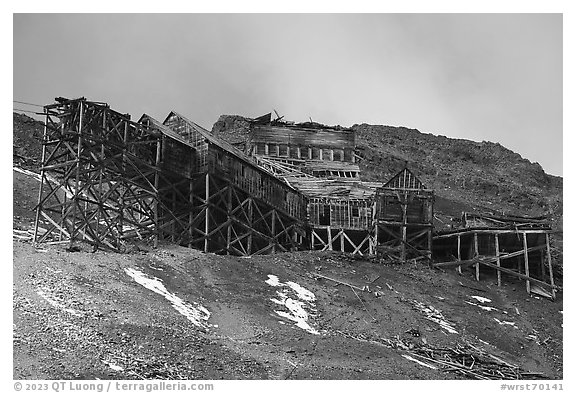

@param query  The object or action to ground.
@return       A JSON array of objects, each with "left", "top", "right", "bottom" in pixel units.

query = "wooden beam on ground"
[{"left": 312, "top": 273, "right": 365, "bottom": 292}]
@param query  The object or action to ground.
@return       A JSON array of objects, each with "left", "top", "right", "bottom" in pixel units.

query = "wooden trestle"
[
  {"left": 33, "top": 98, "right": 306, "bottom": 255},
  {"left": 432, "top": 228, "right": 557, "bottom": 299}
]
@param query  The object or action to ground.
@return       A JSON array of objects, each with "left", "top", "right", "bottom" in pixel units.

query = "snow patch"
[
  {"left": 102, "top": 361, "right": 124, "bottom": 371},
  {"left": 494, "top": 318, "right": 518, "bottom": 328},
  {"left": 265, "top": 275, "right": 281, "bottom": 287},
  {"left": 470, "top": 296, "right": 492, "bottom": 303},
  {"left": 411, "top": 300, "right": 458, "bottom": 334},
  {"left": 125, "top": 268, "right": 211, "bottom": 329},
  {"left": 464, "top": 300, "right": 498, "bottom": 312},
  {"left": 265, "top": 274, "right": 319, "bottom": 335}
]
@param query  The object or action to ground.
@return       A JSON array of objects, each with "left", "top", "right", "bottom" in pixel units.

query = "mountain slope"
[{"left": 12, "top": 113, "right": 564, "bottom": 380}]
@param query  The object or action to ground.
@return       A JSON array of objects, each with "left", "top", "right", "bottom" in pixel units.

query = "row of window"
[
  {"left": 312, "top": 170, "right": 359, "bottom": 178},
  {"left": 254, "top": 143, "right": 354, "bottom": 162}
]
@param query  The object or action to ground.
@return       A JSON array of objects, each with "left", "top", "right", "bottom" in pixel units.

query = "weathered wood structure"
[
  {"left": 295, "top": 178, "right": 381, "bottom": 255},
  {"left": 33, "top": 98, "right": 434, "bottom": 262},
  {"left": 245, "top": 117, "right": 435, "bottom": 259},
  {"left": 247, "top": 117, "right": 361, "bottom": 179},
  {"left": 34, "top": 98, "right": 307, "bottom": 255},
  {"left": 432, "top": 212, "right": 557, "bottom": 299},
  {"left": 374, "top": 168, "right": 434, "bottom": 262}
]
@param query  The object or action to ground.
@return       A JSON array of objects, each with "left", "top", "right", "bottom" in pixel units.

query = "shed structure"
[{"left": 432, "top": 212, "right": 557, "bottom": 299}]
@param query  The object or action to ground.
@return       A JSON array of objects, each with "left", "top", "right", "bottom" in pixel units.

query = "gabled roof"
[
  {"left": 138, "top": 113, "right": 195, "bottom": 149},
  {"left": 383, "top": 167, "right": 426, "bottom": 190},
  {"left": 163, "top": 111, "right": 247, "bottom": 158},
  {"left": 161, "top": 111, "right": 301, "bottom": 193},
  {"left": 286, "top": 178, "right": 382, "bottom": 199}
]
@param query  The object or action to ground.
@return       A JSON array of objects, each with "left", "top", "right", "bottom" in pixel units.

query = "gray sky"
[{"left": 13, "top": 13, "right": 562, "bottom": 176}]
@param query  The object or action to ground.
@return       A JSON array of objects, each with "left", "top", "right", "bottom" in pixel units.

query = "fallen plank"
[{"left": 312, "top": 273, "right": 365, "bottom": 291}]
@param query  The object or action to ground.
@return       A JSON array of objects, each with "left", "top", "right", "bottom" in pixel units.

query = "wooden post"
[
  {"left": 204, "top": 173, "right": 209, "bottom": 253},
  {"left": 401, "top": 191, "right": 407, "bottom": 262},
  {"left": 171, "top": 188, "right": 176, "bottom": 243},
  {"left": 247, "top": 198, "right": 253, "bottom": 255},
  {"left": 540, "top": 249, "right": 546, "bottom": 280},
  {"left": 474, "top": 232, "right": 479, "bottom": 281},
  {"left": 427, "top": 227, "right": 433, "bottom": 264},
  {"left": 271, "top": 209, "right": 277, "bottom": 253},
  {"left": 340, "top": 229, "right": 345, "bottom": 252},
  {"left": 69, "top": 100, "right": 84, "bottom": 247},
  {"left": 457, "top": 234, "right": 462, "bottom": 274},
  {"left": 523, "top": 232, "right": 531, "bottom": 294},
  {"left": 34, "top": 107, "right": 49, "bottom": 244},
  {"left": 226, "top": 185, "right": 232, "bottom": 254},
  {"left": 327, "top": 226, "right": 332, "bottom": 251},
  {"left": 189, "top": 179, "right": 194, "bottom": 248},
  {"left": 374, "top": 224, "right": 379, "bottom": 255},
  {"left": 495, "top": 233, "right": 501, "bottom": 286},
  {"left": 310, "top": 225, "right": 314, "bottom": 251},
  {"left": 545, "top": 233, "right": 556, "bottom": 299},
  {"left": 153, "top": 135, "right": 161, "bottom": 248}
]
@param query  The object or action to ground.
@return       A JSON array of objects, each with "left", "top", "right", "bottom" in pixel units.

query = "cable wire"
[{"left": 13, "top": 100, "right": 43, "bottom": 107}]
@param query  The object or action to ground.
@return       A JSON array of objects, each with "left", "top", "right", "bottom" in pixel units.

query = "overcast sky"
[{"left": 13, "top": 13, "right": 562, "bottom": 176}]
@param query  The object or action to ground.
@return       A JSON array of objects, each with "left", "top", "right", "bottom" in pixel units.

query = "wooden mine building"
[
  {"left": 33, "top": 98, "right": 435, "bottom": 262},
  {"left": 243, "top": 116, "right": 435, "bottom": 260}
]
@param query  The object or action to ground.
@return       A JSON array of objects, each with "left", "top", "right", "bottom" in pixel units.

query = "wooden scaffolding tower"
[{"left": 34, "top": 98, "right": 307, "bottom": 255}]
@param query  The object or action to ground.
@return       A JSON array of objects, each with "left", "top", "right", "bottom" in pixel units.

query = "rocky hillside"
[
  {"left": 211, "top": 115, "right": 563, "bottom": 228},
  {"left": 13, "top": 112, "right": 44, "bottom": 168}
]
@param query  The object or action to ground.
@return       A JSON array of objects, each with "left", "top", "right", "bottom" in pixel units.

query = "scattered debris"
[
  {"left": 36, "top": 288, "right": 85, "bottom": 317},
  {"left": 402, "top": 354, "right": 437, "bottom": 369},
  {"left": 335, "top": 330, "right": 545, "bottom": 379},
  {"left": 312, "top": 273, "right": 365, "bottom": 292}
]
